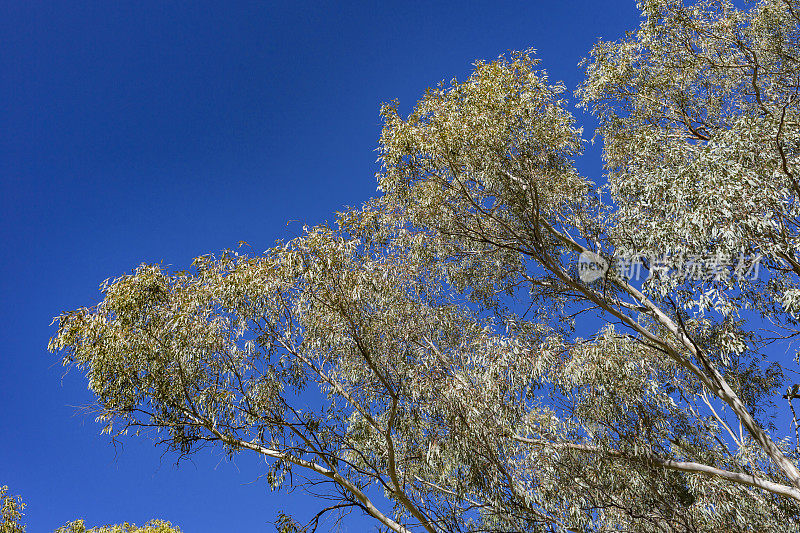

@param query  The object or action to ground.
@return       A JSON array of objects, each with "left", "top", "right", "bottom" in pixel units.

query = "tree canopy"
[
  {"left": 1, "top": 487, "right": 26, "bottom": 533},
  {"left": 49, "top": 1, "right": 800, "bottom": 531}
]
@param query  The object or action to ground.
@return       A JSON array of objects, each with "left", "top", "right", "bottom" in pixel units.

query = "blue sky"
[{"left": 1, "top": 1, "right": 641, "bottom": 531}]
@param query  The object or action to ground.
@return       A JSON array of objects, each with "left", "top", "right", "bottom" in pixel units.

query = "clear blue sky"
[{"left": 1, "top": 2, "right": 640, "bottom": 531}]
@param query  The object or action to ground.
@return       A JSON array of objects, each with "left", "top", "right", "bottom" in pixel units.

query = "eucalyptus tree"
[
  {"left": 49, "top": 0, "right": 800, "bottom": 531},
  {"left": 1, "top": 487, "right": 26, "bottom": 533}
]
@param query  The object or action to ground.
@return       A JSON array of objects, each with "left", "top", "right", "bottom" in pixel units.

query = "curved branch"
[
  {"left": 188, "top": 413, "right": 414, "bottom": 533},
  {"left": 514, "top": 436, "right": 800, "bottom": 503}
]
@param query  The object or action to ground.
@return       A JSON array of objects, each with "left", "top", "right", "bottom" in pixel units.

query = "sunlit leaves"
[
  {"left": 0, "top": 487, "right": 25, "bottom": 533},
  {"left": 53, "top": 520, "right": 181, "bottom": 533}
]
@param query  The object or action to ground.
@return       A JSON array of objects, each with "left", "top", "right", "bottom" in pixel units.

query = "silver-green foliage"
[
  {"left": 1, "top": 487, "right": 25, "bottom": 533},
  {"left": 53, "top": 520, "right": 180, "bottom": 533},
  {"left": 50, "top": 2, "right": 800, "bottom": 531}
]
